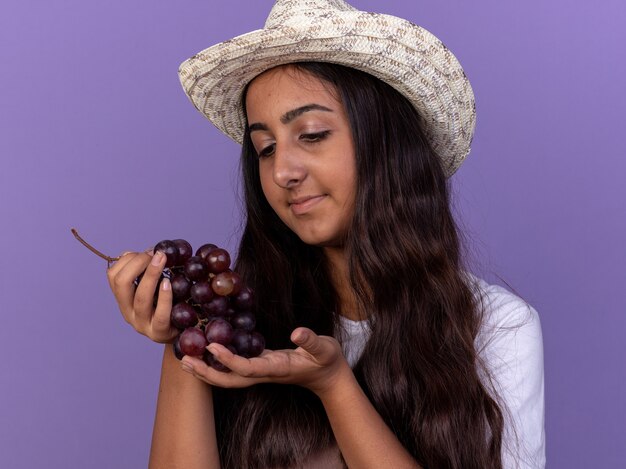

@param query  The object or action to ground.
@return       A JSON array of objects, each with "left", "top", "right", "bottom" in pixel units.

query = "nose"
[{"left": 272, "top": 144, "right": 306, "bottom": 188}]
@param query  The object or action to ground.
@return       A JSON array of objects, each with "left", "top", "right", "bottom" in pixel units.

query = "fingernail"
[
  {"left": 207, "top": 344, "right": 218, "bottom": 355},
  {"left": 145, "top": 247, "right": 155, "bottom": 255},
  {"left": 151, "top": 251, "right": 163, "bottom": 266},
  {"left": 161, "top": 278, "right": 171, "bottom": 291}
]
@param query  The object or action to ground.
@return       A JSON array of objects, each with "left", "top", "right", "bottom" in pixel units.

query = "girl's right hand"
[{"left": 106, "top": 250, "right": 179, "bottom": 343}]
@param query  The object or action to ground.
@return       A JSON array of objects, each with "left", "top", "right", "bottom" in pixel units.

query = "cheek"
[{"left": 338, "top": 158, "right": 357, "bottom": 209}]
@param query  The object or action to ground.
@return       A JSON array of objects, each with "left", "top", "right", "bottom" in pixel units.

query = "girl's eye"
[
  {"left": 258, "top": 143, "right": 275, "bottom": 158},
  {"left": 256, "top": 131, "right": 330, "bottom": 158},
  {"left": 300, "top": 130, "right": 330, "bottom": 142}
]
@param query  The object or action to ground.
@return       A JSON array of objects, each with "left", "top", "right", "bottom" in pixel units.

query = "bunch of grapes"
[
  {"left": 71, "top": 228, "right": 265, "bottom": 373},
  {"left": 149, "top": 239, "right": 265, "bottom": 371}
]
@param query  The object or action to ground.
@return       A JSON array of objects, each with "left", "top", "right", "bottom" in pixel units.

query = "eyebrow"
[{"left": 248, "top": 104, "right": 334, "bottom": 133}]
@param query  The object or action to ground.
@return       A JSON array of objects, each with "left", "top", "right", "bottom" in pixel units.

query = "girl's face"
[{"left": 245, "top": 66, "right": 357, "bottom": 248}]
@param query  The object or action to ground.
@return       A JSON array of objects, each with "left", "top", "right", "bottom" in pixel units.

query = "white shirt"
[{"left": 336, "top": 276, "right": 546, "bottom": 469}]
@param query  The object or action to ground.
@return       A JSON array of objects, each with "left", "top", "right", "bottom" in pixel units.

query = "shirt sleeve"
[{"left": 474, "top": 280, "right": 546, "bottom": 469}]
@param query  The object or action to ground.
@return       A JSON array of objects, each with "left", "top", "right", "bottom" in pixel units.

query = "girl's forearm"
[
  {"left": 149, "top": 344, "right": 221, "bottom": 469},
  {"left": 318, "top": 366, "right": 422, "bottom": 469}
]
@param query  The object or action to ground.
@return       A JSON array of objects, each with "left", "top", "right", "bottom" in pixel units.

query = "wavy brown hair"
[{"left": 212, "top": 62, "right": 504, "bottom": 469}]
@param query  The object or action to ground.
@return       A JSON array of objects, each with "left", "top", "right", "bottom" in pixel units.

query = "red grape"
[
  {"left": 249, "top": 331, "right": 265, "bottom": 358},
  {"left": 203, "top": 349, "right": 231, "bottom": 372},
  {"left": 173, "top": 335, "right": 185, "bottom": 360},
  {"left": 201, "top": 296, "right": 229, "bottom": 316},
  {"left": 171, "top": 274, "right": 192, "bottom": 300},
  {"left": 172, "top": 239, "right": 193, "bottom": 265},
  {"left": 153, "top": 240, "right": 179, "bottom": 267},
  {"left": 211, "top": 271, "right": 242, "bottom": 296},
  {"left": 206, "top": 248, "right": 231, "bottom": 274},
  {"left": 233, "top": 286, "right": 254, "bottom": 310},
  {"left": 171, "top": 302, "right": 198, "bottom": 330},
  {"left": 231, "top": 311, "right": 256, "bottom": 332},
  {"left": 205, "top": 318, "right": 234, "bottom": 346},
  {"left": 196, "top": 243, "right": 218, "bottom": 260},
  {"left": 179, "top": 327, "right": 208, "bottom": 357},
  {"left": 231, "top": 329, "right": 252, "bottom": 357},
  {"left": 190, "top": 281, "right": 214, "bottom": 304},
  {"left": 184, "top": 256, "right": 209, "bottom": 281}
]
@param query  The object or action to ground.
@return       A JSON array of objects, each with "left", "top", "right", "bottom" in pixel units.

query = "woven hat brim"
[{"left": 179, "top": 12, "right": 475, "bottom": 177}]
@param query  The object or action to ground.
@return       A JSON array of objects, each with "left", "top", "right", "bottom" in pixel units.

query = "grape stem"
[{"left": 71, "top": 228, "right": 121, "bottom": 267}]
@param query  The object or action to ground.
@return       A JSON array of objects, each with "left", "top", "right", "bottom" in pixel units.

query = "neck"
[{"left": 323, "top": 246, "right": 362, "bottom": 321}]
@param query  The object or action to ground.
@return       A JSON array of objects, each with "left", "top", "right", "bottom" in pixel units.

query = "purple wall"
[{"left": 1, "top": 0, "right": 623, "bottom": 467}]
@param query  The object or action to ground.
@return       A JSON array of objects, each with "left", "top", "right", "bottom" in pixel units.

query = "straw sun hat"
[{"left": 179, "top": 0, "right": 475, "bottom": 176}]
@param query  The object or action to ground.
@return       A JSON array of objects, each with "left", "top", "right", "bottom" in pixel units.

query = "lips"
[{"left": 289, "top": 195, "right": 326, "bottom": 215}]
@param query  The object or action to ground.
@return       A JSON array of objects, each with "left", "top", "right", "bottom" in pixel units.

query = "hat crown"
[{"left": 264, "top": 0, "right": 356, "bottom": 28}]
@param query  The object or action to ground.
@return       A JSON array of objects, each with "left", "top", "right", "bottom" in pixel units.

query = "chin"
[{"left": 295, "top": 231, "right": 346, "bottom": 248}]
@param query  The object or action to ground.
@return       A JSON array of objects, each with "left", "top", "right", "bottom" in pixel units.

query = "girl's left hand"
[{"left": 180, "top": 327, "right": 350, "bottom": 397}]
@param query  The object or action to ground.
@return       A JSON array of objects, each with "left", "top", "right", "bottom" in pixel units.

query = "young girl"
[{"left": 107, "top": 1, "right": 545, "bottom": 468}]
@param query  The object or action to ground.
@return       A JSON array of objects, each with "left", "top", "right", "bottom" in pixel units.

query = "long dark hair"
[{"left": 213, "top": 62, "right": 504, "bottom": 469}]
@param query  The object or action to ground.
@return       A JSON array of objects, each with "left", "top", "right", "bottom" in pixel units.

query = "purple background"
[{"left": 1, "top": 0, "right": 624, "bottom": 467}]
